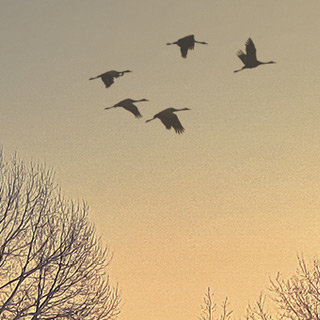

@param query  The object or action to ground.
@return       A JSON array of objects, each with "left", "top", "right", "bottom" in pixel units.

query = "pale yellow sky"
[{"left": 1, "top": 0, "right": 320, "bottom": 319}]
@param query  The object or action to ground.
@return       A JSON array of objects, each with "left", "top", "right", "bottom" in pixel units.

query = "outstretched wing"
[
  {"left": 180, "top": 46, "right": 189, "bottom": 58},
  {"left": 122, "top": 104, "right": 142, "bottom": 118},
  {"left": 245, "top": 38, "right": 257, "bottom": 61},
  {"left": 106, "top": 70, "right": 121, "bottom": 78},
  {"left": 101, "top": 75, "right": 114, "bottom": 88},
  {"left": 180, "top": 34, "right": 195, "bottom": 44},
  {"left": 236, "top": 50, "right": 247, "bottom": 65},
  {"left": 169, "top": 113, "right": 185, "bottom": 134},
  {"left": 160, "top": 113, "right": 185, "bottom": 134},
  {"left": 179, "top": 35, "right": 195, "bottom": 58}
]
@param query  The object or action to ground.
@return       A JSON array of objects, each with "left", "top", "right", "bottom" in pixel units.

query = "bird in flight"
[
  {"left": 146, "top": 108, "right": 190, "bottom": 134},
  {"left": 104, "top": 98, "right": 148, "bottom": 118},
  {"left": 234, "top": 38, "right": 276, "bottom": 73},
  {"left": 167, "top": 34, "right": 208, "bottom": 58},
  {"left": 89, "top": 70, "right": 132, "bottom": 88}
]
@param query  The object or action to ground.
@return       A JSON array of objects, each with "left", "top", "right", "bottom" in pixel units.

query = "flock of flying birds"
[{"left": 89, "top": 35, "right": 276, "bottom": 134}]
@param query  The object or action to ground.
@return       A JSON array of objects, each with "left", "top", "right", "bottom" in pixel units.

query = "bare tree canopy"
[
  {"left": 0, "top": 150, "right": 120, "bottom": 320},
  {"left": 246, "top": 255, "right": 320, "bottom": 320},
  {"left": 269, "top": 256, "right": 320, "bottom": 320},
  {"left": 246, "top": 294, "right": 273, "bottom": 320},
  {"left": 199, "top": 287, "right": 232, "bottom": 320}
]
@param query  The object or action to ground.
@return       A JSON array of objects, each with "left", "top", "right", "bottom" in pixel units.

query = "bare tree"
[
  {"left": 201, "top": 256, "right": 320, "bottom": 320},
  {"left": 246, "top": 294, "right": 274, "bottom": 320},
  {"left": 246, "top": 255, "right": 320, "bottom": 320},
  {"left": 269, "top": 256, "right": 320, "bottom": 320},
  {"left": 200, "top": 287, "right": 232, "bottom": 320},
  {"left": 200, "top": 287, "right": 215, "bottom": 320},
  {"left": 0, "top": 150, "right": 120, "bottom": 320}
]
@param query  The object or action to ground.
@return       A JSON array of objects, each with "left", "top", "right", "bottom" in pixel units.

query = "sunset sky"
[{"left": 1, "top": 1, "right": 320, "bottom": 319}]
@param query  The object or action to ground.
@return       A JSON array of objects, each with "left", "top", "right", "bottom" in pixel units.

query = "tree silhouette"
[
  {"left": 0, "top": 150, "right": 120, "bottom": 320},
  {"left": 245, "top": 255, "right": 320, "bottom": 320},
  {"left": 246, "top": 294, "right": 273, "bottom": 320},
  {"left": 269, "top": 256, "right": 320, "bottom": 320},
  {"left": 200, "top": 287, "right": 232, "bottom": 320}
]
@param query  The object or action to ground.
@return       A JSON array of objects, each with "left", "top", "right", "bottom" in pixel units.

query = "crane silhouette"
[
  {"left": 234, "top": 38, "right": 276, "bottom": 73},
  {"left": 146, "top": 108, "right": 190, "bottom": 134},
  {"left": 167, "top": 35, "right": 208, "bottom": 58},
  {"left": 89, "top": 70, "right": 132, "bottom": 88},
  {"left": 104, "top": 98, "right": 148, "bottom": 118}
]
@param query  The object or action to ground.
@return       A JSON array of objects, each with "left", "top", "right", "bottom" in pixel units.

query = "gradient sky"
[{"left": 1, "top": 1, "right": 320, "bottom": 319}]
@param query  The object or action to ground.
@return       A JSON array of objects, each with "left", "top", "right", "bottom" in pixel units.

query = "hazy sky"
[{"left": 2, "top": 0, "right": 320, "bottom": 319}]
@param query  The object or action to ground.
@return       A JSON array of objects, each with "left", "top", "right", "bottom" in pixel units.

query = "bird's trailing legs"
[{"left": 233, "top": 66, "right": 246, "bottom": 73}]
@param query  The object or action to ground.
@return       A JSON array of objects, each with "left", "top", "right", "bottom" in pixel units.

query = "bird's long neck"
[
  {"left": 259, "top": 60, "right": 274, "bottom": 65},
  {"left": 133, "top": 99, "right": 147, "bottom": 102},
  {"left": 175, "top": 108, "right": 190, "bottom": 112},
  {"left": 195, "top": 41, "right": 208, "bottom": 45},
  {"left": 120, "top": 70, "right": 130, "bottom": 76},
  {"left": 166, "top": 41, "right": 178, "bottom": 46}
]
